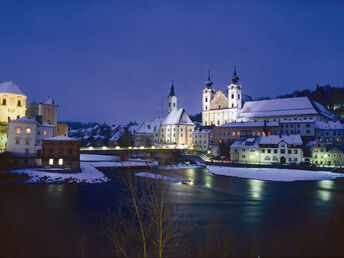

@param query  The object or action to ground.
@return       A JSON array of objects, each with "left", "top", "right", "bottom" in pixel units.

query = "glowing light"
[
  {"left": 115, "top": 146, "right": 120, "bottom": 150},
  {"left": 89, "top": 146, "right": 94, "bottom": 150},
  {"left": 151, "top": 146, "right": 156, "bottom": 149},
  {"left": 129, "top": 146, "right": 133, "bottom": 149},
  {"left": 249, "top": 179, "right": 264, "bottom": 200},
  {"left": 325, "top": 154, "right": 328, "bottom": 158},
  {"left": 207, "top": 150, "right": 211, "bottom": 154},
  {"left": 140, "top": 146, "right": 145, "bottom": 149},
  {"left": 102, "top": 146, "right": 107, "bottom": 150}
]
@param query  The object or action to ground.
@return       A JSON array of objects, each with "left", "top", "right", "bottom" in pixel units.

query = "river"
[{"left": 0, "top": 167, "right": 343, "bottom": 257}]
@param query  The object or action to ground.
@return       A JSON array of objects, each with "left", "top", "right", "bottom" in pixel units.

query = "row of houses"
[{"left": 0, "top": 81, "right": 79, "bottom": 170}]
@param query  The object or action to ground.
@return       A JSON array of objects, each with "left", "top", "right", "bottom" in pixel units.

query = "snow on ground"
[
  {"left": 80, "top": 154, "right": 120, "bottom": 161},
  {"left": 159, "top": 163, "right": 204, "bottom": 169},
  {"left": 88, "top": 160, "right": 158, "bottom": 168},
  {"left": 9, "top": 162, "right": 110, "bottom": 183},
  {"left": 207, "top": 165, "right": 344, "bottom": 182},
  {"left": 135, "top": 172, "right": 191, "bottom": 183}
]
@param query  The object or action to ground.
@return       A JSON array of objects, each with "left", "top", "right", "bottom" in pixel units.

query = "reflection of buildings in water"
[
  {"left": 317, "top": 180, "right": 334, "bottom": 202},
  {"left": 249, "top": 179, "right": 265, "bottom": 200},
  {"left": 46, "top": 184, "right": 77, "bottom": 210}
]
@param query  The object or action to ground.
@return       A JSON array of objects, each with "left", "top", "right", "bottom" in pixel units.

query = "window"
[
  {"left": 2, "top": 99, "right": 6, "bottom": 105},
  {"left": 306, "top": 130, "right": 310, "bottom": 134},
  {"left": 205, "top": 97, "right": 208, "bottom": 102},
  {"left": 231, "top": 94, "right": 234, "bottom": 99},
  {"left": 288, "top": 150, "right": 292, "bottom": 154},
  {"left": 280, "top": 149, "right": 285, "bottom": 154},
  {"left": 274, "top": 149, "right": 278, "bottom": 154},
  {"left": 294, "top": 149, "right": 298, "bottom": 154},
  {"left": 268, "top": 149, "right": 271, "bottom": 153},
  {"left": 43, "top": 130, "right": 47, "bottom": 136},
  {"left": 261, "top": 149, "right": 265, "bottom": 153},
  {"left": 306, "top": 124, "right": 310, "bottom": 128},
  {"left": 17, "top": 100, "right": 21, "bottom": 106},
  {"left": 49, "top": 159, "right": 54, "bottom": 165},
  {"left": 242, "top": 155, "right": 245, "bottom": 158},
  {"left": 58, "top": 159, "right": 63, "bottom": 165},
  {"left": 25, "top": 139, "right": 30, "bottom": 145},
  {"left": 26, "top": 128, "right": 31, "bottom": 135},
  {"left": 16, "top": 128, "right": 21, "bottom": 135},
  {"left": 242, "top": 148, "right": 246, "bottom": 152},
  {"left": 15, "top": 138, "right": 20, "bottom": 144}
]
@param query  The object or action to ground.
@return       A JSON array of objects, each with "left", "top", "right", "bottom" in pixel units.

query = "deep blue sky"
[{"left": 0, "top": 0, "right": 343, "bottom": 124}]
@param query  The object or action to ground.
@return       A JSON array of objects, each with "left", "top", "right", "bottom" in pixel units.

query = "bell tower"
[
  {"left": 168, "top": 80, "right": 177, "bottom": 114},
  {"left": 227, "top": 66, "right": 242, "bottom": 121}
]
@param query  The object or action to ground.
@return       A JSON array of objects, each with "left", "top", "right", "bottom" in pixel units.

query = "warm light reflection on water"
[
  {"left": 249, "top": 179, "right": 265, "bottom": 200},
  {"left": 317, "top": 180, "right": 334, "bottom": 202}
]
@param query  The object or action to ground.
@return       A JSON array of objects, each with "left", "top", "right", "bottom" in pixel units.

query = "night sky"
[{"left": 0, "top": 0, "right": 343, "bottom": 124}]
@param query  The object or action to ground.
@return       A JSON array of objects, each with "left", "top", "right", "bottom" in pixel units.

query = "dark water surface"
[{"left": 1, "top": 167, "right": 343, "bottom": 257}]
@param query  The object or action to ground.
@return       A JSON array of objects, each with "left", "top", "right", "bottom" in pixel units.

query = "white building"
[
  {"left": 192, "top": 127, "right": 212, "bottom": 151},
  {"left": 158, "top": 82, "right": 194, "bottom": 147},
  {"left": 0, "top": 81, "right": 27, "bottom": 123},
  {"left": 135, "top": 119, "right": 161, "bottom": 147},
  {"left": 230, "top": 135, "right": 304, "bottom": 164},
  {"left": 202, "top": 68, "right": 336, "bottom": 126},
  {"left": 6, "top": 117, "right": 55, "bottom": 166}
]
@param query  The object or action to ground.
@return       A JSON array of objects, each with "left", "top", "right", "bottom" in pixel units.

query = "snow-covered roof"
[
  {"left": 41, "top": 97, "right": 58, "bottom": 106},
  {"left": 14, "top": 116, "right": 36, "bottom": 123},
  {"left": 259, "top": 134, "right": 303, "bottom": 145},
  {"left": 231, "top": 137, "right": 259, "bottom": 148},
  {"left": 128, "top": 125, "right": 139, "bottom": 135},
  {"left": 239, "top": 97, "right": 319, "bottom": 119},
  {"left": 219, "top": 121, "right": 279, "bottom": 128},
  {"left": 0, "top": 81, "right": 25, "bottom": 96},
  {"left": 304, "top": 140, "right": 317, "bottom": 147},
  {"left": 162, "top": 108, "right": 194, "bottom": 125},
  {"left": 137, "top": 119, "right": 162, "bottom": 134},
  {"left": 43, "top": 136, "right": 79, "bottom": 141},
  {"left": 315, "top": 120, "right": 343, "bottom": 130},
  {"left": 193, "top": 127, "right": 212, "bottom": 134},
  {"left": 311, "top": 100, "right": 336, "bottom": 120},
  {"left": 280, "top": 119, "right": 315, "bottom": 123}
]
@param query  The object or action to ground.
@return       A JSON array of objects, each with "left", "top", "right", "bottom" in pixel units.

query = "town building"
[
  {"left": 306, "top": 141, "right": 344, "bottom": 167},
  {"left": 135, "top": 119, "right": 161, "bottom": 147},
  {"left": 201, "top": 68, "right": 336, "bottom": 126},
  {"left": 230, "top": 135, "right": 304, "bottom": 165},
  {"left": 0, "top": 81, "right": 27, "bottom": 123},
  {"left": 157, "top": 82, "right": 194, "bottom": 147},
  {"left": 314, "top": 120, "right": 344, "bottom": 144},
  {"left": 0, "top": 82, "right": 27, "bottom": 151},
  {"left": 6, "top": 116, "right": 55, "bottom": 167},
  {"left": 42, "top": 136, "right": 80, "bottom": 170},
  {"left": 39, "top": 97, "right": 68, "bottom": 136},
  {"left": 192, "top": 126, "right": 212, "bottom": 151}
]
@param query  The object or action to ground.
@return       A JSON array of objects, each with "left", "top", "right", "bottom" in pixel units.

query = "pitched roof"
[
  {"left": 13, "top": 116, "right": 36, "bottom": 123},
  {"left": 259, "top": 134, "right": 303, "bottom": 145},
  {"left": 137, "top": 119, "right": 162, "bottom": 133},
  {"left": 0, "top": 81, "right": 25, "bottom": 96},
  {"left": 239, "top": 97, "right": 319, "bottom": 119},
  {"left": 43, "top": 135, "right": 79, "bottom": 141},
  {"left": 219, "top": 121, "right": 279, "bottom": 128},
  {"left": 162, "top": 108, "right": 194, "bottom": 125},
  {"left": 315, "top": 120, "right": 343, "bottom": 130},
  {"left": 41, "top": 97, "right": 58, "bottom": 106}
]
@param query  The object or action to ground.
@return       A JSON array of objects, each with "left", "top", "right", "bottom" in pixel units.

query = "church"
[
  {"left": 157, "top": 82, "right": 194, "bottom": 147},
  {"left": 202, "top": 68, "right": 336, "bottom": 126}
]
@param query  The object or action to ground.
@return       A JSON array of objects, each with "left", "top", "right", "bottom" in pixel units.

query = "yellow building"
[
  {"left": 56, "top": 123, "right": 68, "bottom": 136},
  {"left": 0, "top": 81, "right": 27, "bottom": 123},
  {"left": 39, "top": 97, "right": 58, "bottom": 126}
]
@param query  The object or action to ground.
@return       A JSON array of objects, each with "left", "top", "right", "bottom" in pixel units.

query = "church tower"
[
  {"left": 227, "top": 66, "right": 242, "bottom": 121},
  {"left": 202, "top": 71, "right": 215, "bottom": 112},
  {"left": 168, "top": 80, "right": 177, "bottom": 114},
  {"left": 39, "top": 97, "right": 58, "bottom": 126}
]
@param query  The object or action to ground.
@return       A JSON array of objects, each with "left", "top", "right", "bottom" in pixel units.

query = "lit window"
[
  {"left": 58, "top": 159, "right": 63, "bottom": 165},
  {"left": 43, "top": 130, "right": 47, "bottom": 136},
  {"left": 16, "top": 128, "right": 21, "bottom": 135},
  {"left": 26, "top": 128, "right": 31, "bottom": 135},
  {"left": 49, "top": 159, "right": 54, "bottom": 165}
]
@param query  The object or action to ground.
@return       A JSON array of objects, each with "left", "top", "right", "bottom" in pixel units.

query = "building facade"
[
  {"left": 42, "top": 136, "right": 80, "bottom": 170},
  {"left": 230, "top": 135, "right": 304, "bottom": 165},
  {"left": 192, "top": 127, "right": 212, "bottom": 151}
]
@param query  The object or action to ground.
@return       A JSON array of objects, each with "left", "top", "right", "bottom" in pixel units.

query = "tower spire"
[
  {"left": 169, "top": 80, "right": 175, "bottom": 96},
  {"left": 205, "top": 70, "right": 213, "bottom": 88},
  {"left": 231, "top": 65, "right": 239, "bottom": 84}
]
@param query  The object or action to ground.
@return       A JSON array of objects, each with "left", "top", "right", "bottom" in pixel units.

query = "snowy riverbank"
[
  {"left": 206, "top": 165, "right": 344, "bottom": 182},
  {"left": 8, "top": 162, "right": 110, "bottom": 183}
]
